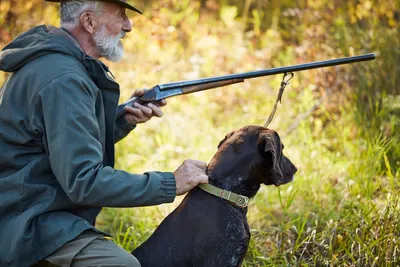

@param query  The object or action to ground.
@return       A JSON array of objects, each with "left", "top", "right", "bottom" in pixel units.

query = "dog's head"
[{"left": 207, "top": 125, "right": 297, "bottom": 196}]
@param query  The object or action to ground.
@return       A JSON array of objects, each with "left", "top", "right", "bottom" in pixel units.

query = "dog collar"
[{"left": 197, "top": 184, "right": 249, "bottom": 208}]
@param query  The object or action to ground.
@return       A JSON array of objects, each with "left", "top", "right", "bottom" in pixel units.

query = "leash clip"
[
  {"left": 278, "top": 72, "right": 294, "bottom": 103},
  {"left": 264, "top": 72, "right": 295, "bottom": 127}
]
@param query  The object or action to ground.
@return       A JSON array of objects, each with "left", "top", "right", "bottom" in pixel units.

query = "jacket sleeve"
[
  {"left": 31, "top": 73, "right": 176, "bottom": 207},
  {"left": 114, "top": 112, "right": 135, "bottom": 143}
]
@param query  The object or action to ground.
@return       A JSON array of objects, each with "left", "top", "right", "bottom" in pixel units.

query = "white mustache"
[{"left": 119, "top": 31, "right": 126, "bottom": 39}]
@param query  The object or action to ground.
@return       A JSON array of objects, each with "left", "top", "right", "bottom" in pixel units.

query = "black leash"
[{"left": 264, "top": 72, "right": 294, "bottom": 128}]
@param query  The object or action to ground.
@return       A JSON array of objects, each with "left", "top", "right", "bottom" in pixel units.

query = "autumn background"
[{"left": 1, "top": 0, "right": 399, "bottom": 266}]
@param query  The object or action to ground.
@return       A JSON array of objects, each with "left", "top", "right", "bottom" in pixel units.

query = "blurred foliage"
[
  {"left": 1, "top": 0, "right": 399, "bottom": 265},
  {"left": 2, "top": 0, "right": 397, "bottom": 174}
]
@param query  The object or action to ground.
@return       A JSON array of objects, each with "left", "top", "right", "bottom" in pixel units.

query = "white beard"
[{"left": 93, "top": 25, "right": 125, "bottom": 62}]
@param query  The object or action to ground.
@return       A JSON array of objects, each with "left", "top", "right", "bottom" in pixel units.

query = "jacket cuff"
[{"left": 160, "top": 172, "right": 176, "bottom": 203}]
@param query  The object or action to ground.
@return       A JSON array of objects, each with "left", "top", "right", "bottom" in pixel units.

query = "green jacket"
[{"left": 0, "top": 25, "right": 176, "bottom": 266}]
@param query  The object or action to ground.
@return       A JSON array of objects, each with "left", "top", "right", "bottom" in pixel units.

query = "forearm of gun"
[
  {"left": 181, "top": 79, "right": 244, "bottom": 94},
  {"left": 116, "top": 79, "right": 244, "bottom": 120}
]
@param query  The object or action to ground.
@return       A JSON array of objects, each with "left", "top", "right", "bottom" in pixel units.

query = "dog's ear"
[
  {"left": 217, "top": 130, "right": 236, "bottom": 148},
  {"left": 258, "top": 132, "right": 283, "bottom": 182}
]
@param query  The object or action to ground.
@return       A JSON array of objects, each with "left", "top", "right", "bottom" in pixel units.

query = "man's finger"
[
  {"left": 186, "top": 159, "right": 208, "bottom": 169},
  {"left": 147, "top": 103, "right": 163, "bottom": 117},
  {"left": 149, "top": 99, "right": 167, "bottom": 108},
  {"left": 133, "top": 102, "right": 153, "bottom": 116},
  {"left": 132, "top": 89, "right": 145, "bottom": 97},
  {"left": 125, "top": 114, "right": 140, "bottom": 125},
  {"left": 125, "top": 106, "right": 148, "bottom": 123},
  {"left": 125, "top": 106, "right": 144, "bottom": 116},
  {"left": 197, "top": 175, "right": 209, "bottom": 184},
  {"left": 194, "top": 160, "right": 208, "bottom": 169}
]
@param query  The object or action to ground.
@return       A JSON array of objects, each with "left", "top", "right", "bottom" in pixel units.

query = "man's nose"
[{"left": 123, "top": 17, "right": 132, "bottom": 32}]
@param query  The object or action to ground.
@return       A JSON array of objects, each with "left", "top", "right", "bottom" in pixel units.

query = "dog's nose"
[{"left": 292, "top": 165, "right": 298, "bottom": 174}]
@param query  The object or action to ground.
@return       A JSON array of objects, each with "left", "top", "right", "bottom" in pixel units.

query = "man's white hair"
[{"left": 60, "top": 0, "right": 103, "bottom": 29}]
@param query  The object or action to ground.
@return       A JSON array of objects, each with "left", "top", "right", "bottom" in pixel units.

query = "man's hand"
[
  {"left": 174, "top": 160, "right": 209, "bottom": 196},
  {"left": 124, "top": 89, "right": 167, "bottom": 126}
]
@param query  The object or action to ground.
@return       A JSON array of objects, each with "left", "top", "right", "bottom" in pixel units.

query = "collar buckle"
[{"left": 235, "top": 195, "right": 249, "bottom": 208}]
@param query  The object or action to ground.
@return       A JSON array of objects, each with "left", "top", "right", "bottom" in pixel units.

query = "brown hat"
[{"left": 45, "top": 0, "right": 142, "bottom": 14}]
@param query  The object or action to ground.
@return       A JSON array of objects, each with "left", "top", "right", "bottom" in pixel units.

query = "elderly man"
[{"left": 0, "top": 0, "right": 208, "bottom": 266}]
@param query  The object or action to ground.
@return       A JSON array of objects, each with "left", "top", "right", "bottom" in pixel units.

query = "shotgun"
[{"left": 116, "top": 53, "right": 376, "bottom": 120}]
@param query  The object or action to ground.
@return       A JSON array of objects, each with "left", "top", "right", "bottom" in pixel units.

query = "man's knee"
[
  {"left": 110, "top": 245, "right": 141, "bottom": 267},
  {"left": 118, "top": 251, "right": 141, "bottom": 267},
  {"left": 72, "top": 237, "right": 141, "bottom": 267}
]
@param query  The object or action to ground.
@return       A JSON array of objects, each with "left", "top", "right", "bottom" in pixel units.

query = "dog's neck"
[{"left": 207, "top": 172, "right": 261, "bottom": 199}]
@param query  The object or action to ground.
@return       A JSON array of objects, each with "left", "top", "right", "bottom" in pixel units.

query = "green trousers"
[{"left": 33, "top": 230, "right": 141, "bottom": 267}]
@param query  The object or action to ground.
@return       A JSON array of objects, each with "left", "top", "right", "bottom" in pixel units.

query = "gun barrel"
[{"left": 159, "top": 53, "right": 376, "bottom": 90}]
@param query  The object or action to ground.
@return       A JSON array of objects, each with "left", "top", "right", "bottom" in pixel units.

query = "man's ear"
[
  {"left": 258, "top": 132, "right": 283, "bottom": 182},
  {"left": 79, "top": 12, "right": 98, "bottom": 34},
  {"left": 217, "top": 131, "right": 236, "bottom": 149}
]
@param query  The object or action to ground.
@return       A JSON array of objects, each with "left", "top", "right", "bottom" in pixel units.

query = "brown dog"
[{"left": 132, "top": 125, "right": 297, "bottom": 267}]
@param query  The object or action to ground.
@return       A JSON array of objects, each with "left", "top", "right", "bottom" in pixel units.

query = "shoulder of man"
[{"left": 26, "top": 52, "right": 95, "bottom": 87}]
